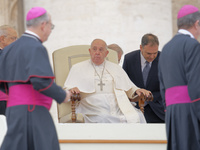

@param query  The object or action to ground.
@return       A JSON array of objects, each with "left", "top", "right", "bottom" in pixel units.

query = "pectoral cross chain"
[
  {"left": 92, "top": 61, "right": 106, "bottom": 91},
  {"left": 98, "top": 80, "right": 105, "bottom": 91}
]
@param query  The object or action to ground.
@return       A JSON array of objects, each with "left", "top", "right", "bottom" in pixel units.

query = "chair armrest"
[
  {"left": 129, "top": 93, "right": 153, "bottom": 113},
  {"left": 71, "top": 93, "right": 81, "bottom": 123}
]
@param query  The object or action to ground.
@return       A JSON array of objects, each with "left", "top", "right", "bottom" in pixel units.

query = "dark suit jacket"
[{"left": 123, "top": 50, "right": 165, "bottom": 122}]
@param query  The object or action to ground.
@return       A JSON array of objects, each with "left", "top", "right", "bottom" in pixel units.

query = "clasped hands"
[{"left": 63, "top": 87, "right": 80, "bottom": 103}]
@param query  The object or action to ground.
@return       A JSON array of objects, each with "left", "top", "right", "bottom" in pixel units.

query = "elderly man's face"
[
  {"left": 140, "top": 43, "right": 158, "bottom": 62},
  {"left": 0, "top": 28, "right": 17, "bottom": 48},
  {"left": 89, "top": 40, "right": 109, "bottom": 65},
  {"left": 43, "top": 14, "right": 53, "bottom": 42}
]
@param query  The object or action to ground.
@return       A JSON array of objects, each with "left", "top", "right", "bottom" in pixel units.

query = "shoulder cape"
[{"left": 0, "top": 34, "right": 54, "bottom": 93}]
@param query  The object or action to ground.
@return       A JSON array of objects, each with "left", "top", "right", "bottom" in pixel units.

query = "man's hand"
[
  {"left": 135, "top": 89, "right": 153, "bottom": 102},
  {"left": 69, "top": 87, "right": 80, "bottom": 94},
  {"left": 63, "top": 87, "right": 81, "bottom": 103},
  {"left": 63, "top": 90, "right": 72, "bottom": 103}
]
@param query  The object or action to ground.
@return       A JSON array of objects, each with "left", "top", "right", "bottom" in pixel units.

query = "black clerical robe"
[
  {"left": 0, "top": 33, "right": 66, "bottom": 150},
  {"left": 0, "top": 49, "right": 7, "bottom": 115},
  {"left": 158, "top": 33, "right": 200, "bottom": 150}
]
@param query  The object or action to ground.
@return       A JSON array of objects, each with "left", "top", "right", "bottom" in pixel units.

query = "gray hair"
[
  {"left": 90, "top": 39, "right": 108, "bottom": 49},
  {"left": 26, "top": 13, "right": 49, "bottom": 27},
  {"left": 177, "top": 11, "right": 200, "bottom": 29},
  {"left": 141, "top": 33, "right": 159, "bottom": 48},
  {"left": 0, "top": 25, "right": 16, "bottom": 36}
]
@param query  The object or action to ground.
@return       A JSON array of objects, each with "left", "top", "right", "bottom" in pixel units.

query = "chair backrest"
[{"left": 52, "top": 45, "right": 118, "bottom": 122}]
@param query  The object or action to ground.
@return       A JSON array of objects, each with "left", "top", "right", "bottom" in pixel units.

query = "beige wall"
[
  {"left": 1, "top": 1, "right": 200, "bottom": 51},
  {"left": 1, "top": 1, "right": 200, "bottom": 63},
  {"left": 23, "top": 0, "right": 172, "bottom": 66}
]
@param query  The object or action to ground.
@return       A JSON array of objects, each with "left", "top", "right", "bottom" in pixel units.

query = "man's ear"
[
  {"left": 195, "top": 20, "right": 200, "bottom": 29},
  {"left": 40, "top": 21, "right": 46, "bottom": 31},
  {"left": 105, "top": 50, "right": 109, "bottom": 56},
  {"left": 0, "top": 35, "right": 5, "bottom": 41},
  {"left": 140, "top": 45, "right": 143, "bottom": 51},
  {"left": 0, "top": 35, "right": 5, "bottom": 48}
]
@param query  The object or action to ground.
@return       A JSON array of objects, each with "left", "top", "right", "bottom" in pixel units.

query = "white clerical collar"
[
  {"left": 140, "top": 52, "right": 152, "bottom": 70},
  {"left": 178, "top": 29, "right": 194, "bottom": 38},
  {"left": 25, "top": 30, "right": 41, "bottom": 40}
]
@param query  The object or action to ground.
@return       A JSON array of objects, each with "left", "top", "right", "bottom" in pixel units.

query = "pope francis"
[{"left": 64, "top": 39, "right": 151, "bottom": 123}]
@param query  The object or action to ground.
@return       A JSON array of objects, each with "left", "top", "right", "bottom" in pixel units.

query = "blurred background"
[{"left": 0, "top": 0, "right": 199, "bottom": 66}]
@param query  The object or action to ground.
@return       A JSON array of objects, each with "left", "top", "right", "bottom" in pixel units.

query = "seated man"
[{"left": 64, "top": 39, "right": 151, "bottom": 123}]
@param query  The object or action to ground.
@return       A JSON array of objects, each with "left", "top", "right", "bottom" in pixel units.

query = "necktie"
[{"left": 143, "top": 61, "right": 150, "bottom": 87}]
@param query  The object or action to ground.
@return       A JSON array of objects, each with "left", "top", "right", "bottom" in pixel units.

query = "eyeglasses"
[
  {"left": 51, "top": 24, "right": 55, "bottom": 30},
  {"left": 46, "top": 21, "right": 55, "bottom": 30}
]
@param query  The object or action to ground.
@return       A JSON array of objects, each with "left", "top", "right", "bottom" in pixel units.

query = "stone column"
[{"left": 0, "top": 0, "right": 24, "bottom": 36}]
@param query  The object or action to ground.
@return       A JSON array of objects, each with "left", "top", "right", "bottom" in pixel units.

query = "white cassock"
[{"left": 64, "top": 59, "right": 146, "bottom": 123}]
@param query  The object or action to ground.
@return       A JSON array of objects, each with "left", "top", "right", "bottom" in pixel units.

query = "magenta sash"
[
  {"left": 165, "top": 85, "right": 191, "bottom": 107},
  {"left": 7, "top": 84, "right": 52, "bottom": 110},
  {"left": 0, "top": 91, "right": 7, "bottom": 101}
]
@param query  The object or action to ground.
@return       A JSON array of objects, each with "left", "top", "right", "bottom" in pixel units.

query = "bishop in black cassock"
[
  {"left": 0, "top": 7, "right": 70, "bottom": 150},
  {"left": 158, "top": 5, "right": 200, "bottom": 150}
]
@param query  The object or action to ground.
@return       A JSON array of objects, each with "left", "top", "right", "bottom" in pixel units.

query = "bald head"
[
  {"left": 0, "top": 25, "right": 18, "bottom": 49},
  {"left": 108, "top": 44, "right": 123, "bottom": 63},
  {"left": 90, "top": 39, "right": 107, "bottom": 48}
]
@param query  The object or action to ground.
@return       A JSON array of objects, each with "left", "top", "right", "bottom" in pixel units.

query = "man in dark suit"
[{"left": 123, "top": 33, "right": 165, "bottom": 123}]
